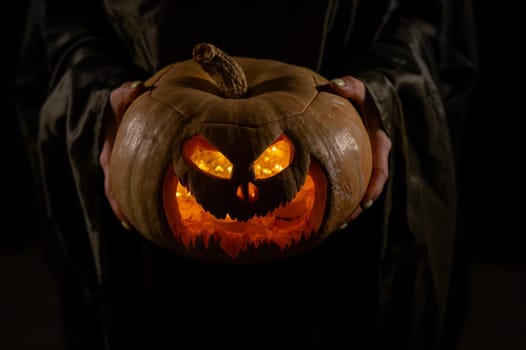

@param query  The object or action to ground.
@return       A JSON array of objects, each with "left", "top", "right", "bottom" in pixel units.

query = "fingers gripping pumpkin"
[{"left": 110, "top": 43, "right": 372, "bottom": 264}]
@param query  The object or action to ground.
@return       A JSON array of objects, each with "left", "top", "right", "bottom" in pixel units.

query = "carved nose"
[{"left": 236, "top": 182, "right": 259, "bottom": 204}]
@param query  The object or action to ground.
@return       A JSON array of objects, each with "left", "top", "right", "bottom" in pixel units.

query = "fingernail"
[
  {"left": 338, "top": 222, "right": 348, "bottom": 231},
  {"left": 363, "top": 200, "right": 373, "bottom": 209},
  {"left": 331, "top": 78, "right": 346, "bottom": 88},
  {"left": 130, "top": 80, "right": 143, "bottom": 89},
  {"left": 121, "top": 221, "right": 132, "bottom": 231}
]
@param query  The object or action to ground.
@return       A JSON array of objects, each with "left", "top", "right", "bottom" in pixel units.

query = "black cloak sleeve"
[
  {"left": 14, "top": 0, "right": 145, "bottom": 286},
  {"left": 342, "top": 1, "right": 478, "bottom": 345}
]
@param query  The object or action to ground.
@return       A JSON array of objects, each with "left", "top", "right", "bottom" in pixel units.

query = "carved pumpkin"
[{"left": 110, "top": 43, "right": 372, "bottom": 264}]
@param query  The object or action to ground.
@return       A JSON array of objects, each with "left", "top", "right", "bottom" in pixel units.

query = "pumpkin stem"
[{"left": 192, "top": 43, "right": 248, "bottom": 98}]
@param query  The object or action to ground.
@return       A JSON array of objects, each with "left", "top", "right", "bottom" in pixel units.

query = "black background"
[{"left": 1, "top": 2, "right": 525, "bottom": 349}]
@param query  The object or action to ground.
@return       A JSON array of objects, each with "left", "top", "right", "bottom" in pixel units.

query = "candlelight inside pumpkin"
[{"left": 163, "top": 151, "right": 327, "bottom": 259}]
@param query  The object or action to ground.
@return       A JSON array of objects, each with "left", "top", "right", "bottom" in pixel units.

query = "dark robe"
[{"left": 14, "top": 1, "right": 478, "bottom": 349}]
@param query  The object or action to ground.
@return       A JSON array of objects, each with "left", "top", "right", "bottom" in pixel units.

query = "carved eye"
[
  {"left": 253, "top": 135, "right": 294, "bottom": 180},
  {"left": 183, "top": 135, "right": 233, "bottom": 179}
]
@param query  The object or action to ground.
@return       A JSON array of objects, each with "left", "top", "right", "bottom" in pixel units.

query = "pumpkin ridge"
[
  {"left": 147, "top": 65, "right": 177, "bottom": 87},
  {"left": 144, "top": 94, "right": 192, "bottom": 122},
  {"left": 145, "top": 92, "right": 314, "bottom": 128}
]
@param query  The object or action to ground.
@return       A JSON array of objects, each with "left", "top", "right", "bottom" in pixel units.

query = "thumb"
[{"left": 329, "top": 76, "right": 367, "bottom": 107}]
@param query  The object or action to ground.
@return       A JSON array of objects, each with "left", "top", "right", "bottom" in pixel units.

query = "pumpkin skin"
[{"left": 110, "top": 44, "right": 372, "bottom": 264}]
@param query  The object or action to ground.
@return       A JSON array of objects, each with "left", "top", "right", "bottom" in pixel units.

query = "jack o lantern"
[{"left": 110, "top": 43, "right": 372, "bottom": 264}]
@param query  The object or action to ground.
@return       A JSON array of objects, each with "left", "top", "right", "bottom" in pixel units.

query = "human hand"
[
  {"left": 99, "top": 80, "right": 145, "bottom": 229},
  {"left": 329, "top": 76, "right": 392, "bottom": 221}
]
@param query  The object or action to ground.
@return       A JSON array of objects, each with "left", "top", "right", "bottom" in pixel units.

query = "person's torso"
[{"left": 102, "top": 0, "right": 331, "bottom": 73}]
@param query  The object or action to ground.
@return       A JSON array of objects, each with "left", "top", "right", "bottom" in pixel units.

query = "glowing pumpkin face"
[{"left": 110, "top": 43, "right": 372, "bottom": 264}]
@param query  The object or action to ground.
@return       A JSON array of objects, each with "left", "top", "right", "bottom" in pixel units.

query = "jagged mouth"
[{"left": 163, "top": 160, "right": 327, "bottom": 260}]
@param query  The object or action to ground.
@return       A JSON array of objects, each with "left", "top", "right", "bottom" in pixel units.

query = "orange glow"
[
  {"left": 253, "top": 137, "right": 293, "bottom": 179},
  {"left": 163, "top": 161, "right": 327, "bottom": 260},
  {"left": 183, "top": 135, "right": 293, "bottom": 181},
  {"left": 174, "top": 176, "right": 315, "bottom": 257},
  {"left": 236, "top": 182, "right": 259, "bottom": 203},
  {"left": 183, "top": 136, "right": 233, "bottom": 179}
]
